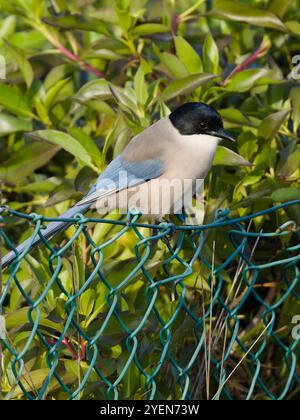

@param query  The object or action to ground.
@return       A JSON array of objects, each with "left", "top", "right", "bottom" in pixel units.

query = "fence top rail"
[{"left": 1, "top": 198, "right": 300, "bottom": 232}]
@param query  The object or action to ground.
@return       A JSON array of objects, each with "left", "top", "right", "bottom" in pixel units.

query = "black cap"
[{"left": 169, "top": 102, "right": 235, "bottom": 142}]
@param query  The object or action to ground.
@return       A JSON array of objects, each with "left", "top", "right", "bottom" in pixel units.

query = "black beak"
[{"left": 213, "top": 128, "right": 235, "bottom": 142}]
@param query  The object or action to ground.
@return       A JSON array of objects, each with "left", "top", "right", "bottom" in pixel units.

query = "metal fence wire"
[{"left": 0, "top": 199, "right": 299, "bottom": 400}]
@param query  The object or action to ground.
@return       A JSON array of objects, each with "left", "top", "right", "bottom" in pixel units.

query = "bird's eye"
[{"left": 199, "top": 122, "right": 207, "bottom": 129}]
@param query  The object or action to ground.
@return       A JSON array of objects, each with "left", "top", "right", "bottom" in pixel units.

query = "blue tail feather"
[{"left": 1, "top": 203, "right": 90, "bottom": 269}]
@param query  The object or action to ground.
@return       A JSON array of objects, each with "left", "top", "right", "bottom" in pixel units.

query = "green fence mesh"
[{"left": 0, "top": 200, "right": 299, "bottom": 400}]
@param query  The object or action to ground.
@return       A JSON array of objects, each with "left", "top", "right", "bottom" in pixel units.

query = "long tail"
[{"left": 1, "top": 203, "right": 90, "bottom": 270}]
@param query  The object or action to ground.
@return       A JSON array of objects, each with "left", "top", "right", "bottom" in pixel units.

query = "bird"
[{"left": 1, "top": 102, "right": 234, "bottom": 269}]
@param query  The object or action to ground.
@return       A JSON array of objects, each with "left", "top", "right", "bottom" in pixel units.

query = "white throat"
[{"left": 166, "top": 130, "right": 220, "bottom": 179}]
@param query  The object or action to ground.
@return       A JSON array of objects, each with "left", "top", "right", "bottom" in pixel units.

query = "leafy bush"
[{"left": 0, "top": 0, "right": 299, "bottom": 400}]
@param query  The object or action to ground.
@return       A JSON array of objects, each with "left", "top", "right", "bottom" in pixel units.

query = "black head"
[{"left": 169, "top": 102, "right": 234, "bottom": 141}]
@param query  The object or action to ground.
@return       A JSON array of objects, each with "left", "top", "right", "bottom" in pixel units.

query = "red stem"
[
  {"left": 171, "top": 14, "right": 178, "bottom": 54},
  {"left": 47, "top": 337, "right": 84, "bottom": 361},
  {"left": 57, "top": 43, "right": 105, "bottom": 78},
  {"left": 221, "top": 44, "right": 269, "bottom": 85},
  {"left": 62, "top": 337, "right": 79, "bottom": 360},
  {"left": 171, "top": 14, "right": 178, "bottom": 34},
  {"left": 81, "top": 339, "right": 86, "bottom": 361}
]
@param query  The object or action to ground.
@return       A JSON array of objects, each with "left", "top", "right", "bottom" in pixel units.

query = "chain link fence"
[{"left": 0, "top": 200, "right": 299, "bottom": 400}]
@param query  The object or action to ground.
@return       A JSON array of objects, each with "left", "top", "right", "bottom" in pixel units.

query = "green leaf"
[
  {"left": 122, "top": 361, "right": 141, "bottom": 399},
  {"left": 16, "top": 177, "right": 61, "bottom": 194},
  {"left": 79, "top": 289, "right": 96, "bottom": 318},
  {"left": 114, "top": 0, "right": 131, "bottom": 9},
  {"left": 44, "top": 64, "right": 74, "bottom": 91},
  {"left": 234, "top": 175, "right": 262, "bottom": 200},
  {"left": 11, "top": 369, "right": 50, "bottom": 398},
  {"left": 82, "top": 48, "right": 125, "bottom": 61},
  {"left": 29, "top": 130, "right": 98, "bottom": 172},
  {"left": 0, "top": 84, "right": 35, "bottom": 118},
  {"left": 72, "top": 79, "right": 112, "bottom": 108},
  {"left": 258, "top": 110, "right": 290, "bottom": 141},
  {"left": 161, "top": 73, "right": 216, "bottom": 101},
  {"left": 174, "top": 36, "right": 203, "bottom": 74},
  {"left": 285, "top": 20, "right": 300, "bottom": 36},
  {"left": 3, "top": 41, "right": 34, "bottom": 87},
  {"left": 237, "top": 131, "right": 258, "bottom": 162},
  {"left": 45, "top": 77, "right": 71, "bottom": 110},
  {"left": 114, "top": 0, "right": 132, "bottom": 32},
  {"left": 159, "top": 52, "right": 188, "bottom": 78},
  {"left": 276, "top": 142, "right": 300, "bottom": 179},
  {"left": 5, "top": 307, "right": 63, "bottom": 332},
  {"left": 9, "top": 29, "right": 46, "bottom": 50},
  {"left": 134, "top": 65, "right": 148, "bottom": 105},
  {"left": 82, "top": 100, "right": 115, "bottom": 116},
  {"left": 291, "top": 87, "right": 300, "bottom": 133},
  {"left": 213, "top": 146, "right": 253, "bottom": 167},
  {"left": 0, "top": 142, "right": 59, "bottom": 184},
  {"left": 45, "top": 183, "right": 75, "bottom": 207},
  {"left": 179, "top": 0, "right": 205, "bottom": 19},
  {"left": 203, "top": 33, "right": 219, "bottom": 74},
  {"left": 0, "top": 2, "right": 26, "bottom": 17},
  {"left": 209, "top": 0, "right": 287, "bottom": 32},
  {"left": 271, "top": 187, "right": 300, "bottom": 202},
  {"left": 109, "top": 85, "right": 138, "bottom": 113},
  {"left": 220, "top": 108, "right": 250, "bottom": 126},
  {"left": 10, "top": 367, "right": 75, "bottom": 398},
  {"left": 225, "top": 68, "right": 282, "bottom": 92},
  {"left": 0, "top": 15, "right": 16, "bottom": 39},
  {"left": 268, "top": 0, "right": 294, "bottom": 18},
  {"left": 42, "top": 14, "right": 110, "bottom": 35},
  {"left": 131, "top": 23, "right": 169, "bottom": 37},
  {"left": 69, "top": 127, "right": 102, "bottom": 170},
  {"left": 0, "top": 112, "right": 32, "bottom": 136},
  {"left": 75, "top": 166, "right": 97, "bottom": 193}
]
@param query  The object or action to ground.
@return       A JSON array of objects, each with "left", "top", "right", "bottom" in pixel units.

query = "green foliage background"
[{"left": 0, "top": 0, "right": 299, "bottom": 400}]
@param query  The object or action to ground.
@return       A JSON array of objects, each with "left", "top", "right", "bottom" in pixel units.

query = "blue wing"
[
  {"left": 78, "top": 155, "right": 164, "bottom": 205},
  {"left": 1, "top": 150, "right": 165, "bottom": 268}
]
